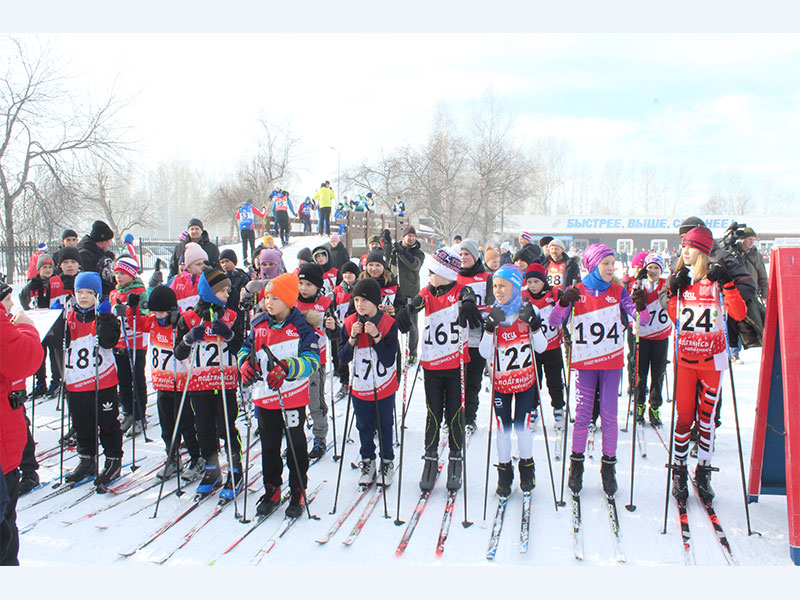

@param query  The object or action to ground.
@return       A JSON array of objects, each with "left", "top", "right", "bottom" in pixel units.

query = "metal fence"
[{"left": 0, "top": 238, "right": 58, "bottom": 284}]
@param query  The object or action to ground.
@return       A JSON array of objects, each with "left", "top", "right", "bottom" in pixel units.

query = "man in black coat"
[
  {"left": 77, "top": 220, "right": 116, "bottom": 297},
  {"left": 323, "top": 233, "right": 350, "bottom": 271},
  {"left": 169, "top": 218, "right": 220, "bottom": 279}
]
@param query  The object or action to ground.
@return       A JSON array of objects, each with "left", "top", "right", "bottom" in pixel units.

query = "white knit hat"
[{"left": 427, "top": 247, "right": 461, "bottom": 282}]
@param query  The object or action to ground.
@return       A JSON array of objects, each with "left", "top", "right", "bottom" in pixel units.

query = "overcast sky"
[{"left": 11, "top": 18, "right": 800, "bottom": 212}]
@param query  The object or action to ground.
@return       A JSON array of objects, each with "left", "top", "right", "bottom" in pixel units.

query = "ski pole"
[
  {"left": 118, "top": 303, "right": 139, "bottom": 473},
  {"left": 458, "top": 317, "right": 473, "bottom": 528},
  {"left": 661, "top": 295, "right": 681, "bottom": 535},
  {"left": 367, "top": 334, "right": 390, "bottom": 519},
  {"left": 171, "top": 341, "right": 184, "bottom": 498},
  {"left": 153, "top": 343, "right": 198, "bottom": 518},
  {"left": 527, "top": 329, "right": 559, "bottom": 513},
  {"left": 626, "top": 313, "right": 641, "bottom": 512},
  {"left": 94, "top": 294, "right": 101, "bottom": 483},
  {"left": 331, "top": 359, "right": 354, "bottom": 514},
  {"left": 394, "top": 336, "right": 412, "bottom": 525},
  {"left": 403, "top": 360, "right": 423, "bottom": 422},
  {"left": 719, "top": 291, "right": 760, "bottom": 537},
  {"left": 133, "top": 305, "right": 151, "bottom": 444},
  {"left": 56, "top": 299, "right": 70, "bottom": 487},
  {"left": 239, "top": 311, "right": 254, "bottom": 522},
  {"left": 329, "top": 335, "right": 339, "bottom": 461},
  {"left": 558, "top": 305, "right": 575, "bottom": 507},
  {"left": 482, "top": 331, "right": 496, "bottom": 521},
  {"left": 213, "top": 308, "right": 242, "bottom": 520},
  {"left": 262, "top": 344, "right": 319, "bottom": 520}
]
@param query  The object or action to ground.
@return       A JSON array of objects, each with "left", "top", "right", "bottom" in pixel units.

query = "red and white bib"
[
  {"left": 274, "top": 198, "right": 289, "bottom": 212},
  {"left": 251, "top": 321, "right": 310, "bottom": 410},
  {"left": 146, "top": 316, "right": 190, "bottom": 391},
  {"left": 524, "top": 288, "right": 562, "bottom": 352},
  {"left": 48, "top": 276, "right": 72, "bottom": 308},
  {"left": 638, "top": 278, "right": 672, "bottom": 340},
  {"left": 109, "top": 286, "right": 149, "bottom": 350},
  {"left": 677, "top": 279, "right": 726, "bottom": 368},
  {"left": 345, "top": 313, "right": 399, "bottom": 401},
  {"left": 182, "top": 308, "right": 238, "bottom": 390},
  {"left": 379, "top": 282, "right": 399, "bottom": 310},
  {"left": 322, "top": 268, "right": 338, "bottom": 297},
  {"left": 457, "top": 272, "right": 491, "bottom": 313},
  {"left": 420, "top": 284, "right": 470, "bottom": 370},
  {"left": 296, "top": 295, "right": 333, "bottom": 365},
  {"left": 170, "top": 272, "right": 200, "bottom": 313},
  {"left": 64, "top": 313, "right": 118, "bottom": 392},
  {"left": 571, "top": 282, "right": 624, "bottom": 370},
  {"left": 332, "top": 285, "right": 352, "bottom": 324},
  {"left": 492, "top": 319, "right": 537, "bottom": 394},
  {"left": 546, "top": 260, "right": 567, "bottom": 290}
]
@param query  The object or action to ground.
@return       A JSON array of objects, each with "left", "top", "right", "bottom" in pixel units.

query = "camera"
[{"left": 720, "top": 221, "right": 748, "bottom": 252}]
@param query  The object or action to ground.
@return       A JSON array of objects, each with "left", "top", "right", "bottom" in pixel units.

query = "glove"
[
  {"left": 458, "top": 300, "right": 483, "bottom": 329},
  {"left": 211, "top": 319, "right": 234, "bottom": 341},
  {"left": 184, "top": 324, "right": 206, "bottom": 345},
  {"left": 484, "top": 305, "right": 505, "bottom": 333},
  {"left": 636, "top": 267, "right": 649, "bottom": 281},
  {"left": 630, "top": 288, "right": 648, "bottom": 312},
  {"left": 382, "top": 229, "right": 392, "bottom": 246},
  {"left": 393, "top": 241, "right": 404, "bottom": 256},
  {"left": 395, "top": 306, "right": 411, "bottom": 333},
  {"left": 113, "top": 302, "right": 127, "bottom": 318},
  {"left": 178, "top": 230, "right": 189, "bottom": 242},
  {"left": 98, "top": 299, "right": 112, "bottom": 315},
  {"left": 668, "top": 268, "right": 691, "bottom": 295},
  {"left": 239, "top": 293, "right": 255, "bottom": 312},
  {"left": 61, "top": 274, "right": 75, "bottom": 291},
  {"left": 240, "top": 359, "right": 261, "bottom": 386},
  {"left": 148, "top": 270, "right": 163, "bottom": 289},
  {"left": 50, "top": 299, "right": 64, "bottom": 311},
  {"left": 559, "top": 286, "right": 581, "bottom": 307},
  {"left": 518, "top": 302, "right": 542, "bottom": 331},
  {"left": 126, "top": 293, "right": 140, "bottom": 308},
  {"left": 707, "top": 261, "right": 732, "bottom": 285},
  {"left": 408, "top": 294, "right": 425, "bottom": 313},
  {"left": 28, "top": 276, "right": 44, "bottom": 293},
  {"left": 169, "top": 309, "right": 181, "bottom": 327},
  {"left": 266, "top": 359, "right": 290, "bottom": 391}
]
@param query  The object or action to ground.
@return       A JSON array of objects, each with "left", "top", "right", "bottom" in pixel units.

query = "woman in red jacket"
[
  {"left": 666, "top": 226, "right": 746, "bottom": 504},
  {"left": 0, "top": 280, "right": 45, "bottom": 565}
]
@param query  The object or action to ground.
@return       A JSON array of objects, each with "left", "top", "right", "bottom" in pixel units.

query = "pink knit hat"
[
  {"left": 183, "top": 242, "right": 208, "bottom": 268},
  {"left": 631, "top": 251, "right": 648, "bottom": 268}
]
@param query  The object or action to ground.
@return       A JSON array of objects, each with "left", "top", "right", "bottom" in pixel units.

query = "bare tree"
[
  {"left": 529, "top": 137, "right": 569, "bottom": 214},
  {"left": 242, "top": 116, "right": 301, "bottom": 202},
  {"left": 0, "top": 36, "right": 125, "bottom": 278}
]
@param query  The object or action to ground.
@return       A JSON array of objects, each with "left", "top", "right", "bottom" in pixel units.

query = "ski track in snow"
[{"left": 13, "top": 237, "right": 793, "bottom": 566}]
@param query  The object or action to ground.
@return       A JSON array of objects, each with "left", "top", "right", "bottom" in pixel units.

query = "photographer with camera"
[
  {"left": 386, "top": 226, "right": 425, "bottom": 364},
  {"left": 1, "top": 278, "right": 45, "bottom": 565}
]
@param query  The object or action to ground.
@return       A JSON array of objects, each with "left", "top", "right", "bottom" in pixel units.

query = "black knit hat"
[
  {"left": 90, "top": 220, "right": 114, "bottom": 242},
  {"left": 220, "top": 248, "right": 238, "bottom": 265},
  {"left": 58, "top": 246, "right": 81, "bottom": 265},
  {"left": 678, "top": 216, "right": 706, "bottom": 236},
  {"left": 366, "top": 249, "right": 386, "bottom": 267},
  {"left": 61, "top": 228, "right": 78, "bottom": 240},
  {"left": 147, "top": 285, "right": 178, "bottom": 312},
  {"left": 188, "top": 217, "right": 204, "bottom": 230},
  {"left": 296, "top": 247, "right": 313, "bottom": 263},
  {"left": 352, "top": 277, "right": 381, "bottom": 307},
  {"left": 341, "top": 261, "right": 361, "bottom": 277},
  {"left": 0, "top": 280, "right": 11, "bottom": 302},
  {"left": 298, "top": 263, "right": 324, "bottom": 290}
]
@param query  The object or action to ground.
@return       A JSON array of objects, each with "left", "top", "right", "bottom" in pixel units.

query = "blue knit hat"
[
  {"left": 74, "top": 272, "right": 102, "bottom": 297},
  {"left": 493, "top": 264, "right": 523, "bottom": 295}
]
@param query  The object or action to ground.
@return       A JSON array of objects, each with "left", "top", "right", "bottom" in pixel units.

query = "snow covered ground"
[{"left": 8, "top": 234, "right": 797, "bottom": 572}]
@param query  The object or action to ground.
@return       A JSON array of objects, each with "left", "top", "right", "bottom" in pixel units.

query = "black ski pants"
[
  {"left": 423, "top": 367, "right": 464, "bottom": 456},
  {"left": 67, "top": 387, "right": 123, "bottom": 459},
  {"left": 190, "top": 388, "right": 242, "bottom": 464},
  {"left": 635, "top": 337, "right": 668, "bottom": 410},
  {"left": 115, "top": 348, "right": 147, "bottom": 422},
  {"left": 1, "top": 469, "right": 20, "bottom": 566},
  {"left": 535, "top": 346, "right": 565, "bottom": 410},
  {"left": 240, "top": 228, "right": 255, "bottom": 262},
  {"left": 464, "top": 347, "right": 485, "bottom": 425},
  {"left": 256, "top": 406, "right": 308, "bottom": 490},
  {"left": 157, "top": 390, "right": 201, "bottom": 461}
]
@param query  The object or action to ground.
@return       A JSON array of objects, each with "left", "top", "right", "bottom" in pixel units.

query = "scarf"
[{"left": 582, "top": 266, "right": 611, "bottom": 293}]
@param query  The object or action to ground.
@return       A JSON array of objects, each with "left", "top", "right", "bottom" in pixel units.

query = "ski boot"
[
  {"left": 126, "top": 419, "right": 147, "bottom": 438},
  {"left": 446, "top": 454, "right": 463, "bottom": 491},
  {"left": 671, "top": 460, "right": 689, "bottom": 503},
  {"left": 65, "top": 455, "right": 96, "bottom": 484},
  {"left": 286, "top": 486, "right": 306, "bottom": 518},
  {"left": 465, "top": 420, "right": 477, "bottom": 437},
  {"left": 519, "top": 458, "right": 536, "bottom": 493},
  {"left": 529, "top": 406, "right": 539, "bottom": 430},
  {"left": 358, "top": 458, "right": 376, "bottom": 487},
  {"left": 256, "top": 483, "right": 282, "bottom": 516},
  {"left": 181, "top": 456, "right": 206, "bottom": 482},
  {"left": 553, "top": 408, "right": 565, "bottom": 432},
  {"left": 378, "top": 460, "right": 394, "bottom": 487},
  {"left": 635, "top": 402, "right": 645, "bottom": 424},
  {"left": 195, "top": 456, "right": 222, "bottom": 499},
  {"left": 119, "top": 413, "right": 134, "bottom": 434},
  {"left": 600, "top": 455, "right": 617, "bottom": 497},
  {"left": 496, "top": 462, "right": 513, "bottom": 497},
  {"left": 95, "top": 457, "right": 122, "bottom": 488},
  {"left": 30, "top": 381, "right": 47, "bottom": 399},
  {"left": 47, "top": 380, "right": 61, "bottom": 397},
  {"left": 308, "top": 437, "right": 327, "bottom": 460},
  {"left": 419, "top": 451, "right": 438, "bottom": 492},
  {"left": 694, "top": 461, "right": 715, "bottom": 503},
  {"left": 335, "top": 385, "right": 349, "bottom": 402},
  {"left": 219, "top": 459, "right": 244, "bottom": 502},
  {"left": 60, "top": 426, "right": 77, "bottom": 448},
  {"left": 567, "top": 452, "right": 585, "bottom": 494},
  {"left": 157, "top": 454, "right": 182, "bottom": 480},
  {"left": 18, "top": 470, "right": 40, "bottom": 495},
  {"left": 648, "top": 406, "right": 662, "bottom": 428}
]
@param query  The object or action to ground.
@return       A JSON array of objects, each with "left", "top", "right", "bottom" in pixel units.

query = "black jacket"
[
  {"left": 169, "top": 230, "right": 220, "bottom": 279},
  {"left": 388, "top": 240, "right": 425, "bottom": 299},
  {"left": 77, "top": 235, "right": 116, "bottom": 297},
  {"left": 174, "top": 298, "right": 244, "bottom": 361},
  {"left": 324, "top": 242, "right": 351, "bottom": 272}
]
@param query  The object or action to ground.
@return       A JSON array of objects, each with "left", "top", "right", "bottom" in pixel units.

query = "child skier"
[
  {"left": 170, "top": 242, "right": 207, "bottom": 312},
  {"left": 404, "top": 247, "right": 483, "bottom": 491},
  {"left": 548, "top": 244, "right": 648, "bottom": 497},
  {"left": 143, "top": 285, "right": 204, "bottom": 481},
  {"left": 479, "top": 265, "right": 547, "bottom": 495},
  {"left": 173, "top": 266, "right": 243, "bottom": 500},
  {"left": 238, "top": 273, "right": 320, "bottom": 518},
  {"left": 522, "top": 263, "right": 566, "bottom": 429},
  {"left": 339, "top": 277, "right": 399, "bottom": 486},
  {"left": 666, "top": 226, "right": 746, "bottom": 503},
  {"left": 63, "top": 272, "right": 124, "bottom": 487},
  {"left": 633, "top": 254, "right": 671, "bottom": 427},
  {"left": 312, "top": 246, "right": 338, "bottom": 296},
  {"left": 19, "top": 253, "right": 58, "bottom": 398},
  {"left": 109, "top": 256, "right": 149, "bottom": 436},
  {"left": 331, "top": 261, "right": 361, "bottom": 400},
  {"left": 295, "top": 263, "right": 338, "bottom": 459}
]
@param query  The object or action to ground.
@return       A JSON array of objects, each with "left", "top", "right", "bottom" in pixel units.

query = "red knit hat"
[
  {"left": 681, "top": 226, "right": 713, "bottom": 255},
  {"left": 525, "top": 262, "right": 547, "bottom": 283}
]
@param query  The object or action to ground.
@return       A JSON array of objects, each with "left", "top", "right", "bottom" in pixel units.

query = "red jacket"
[{"left": 0, "top": 305, "right": 44, "bottom": 474}]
